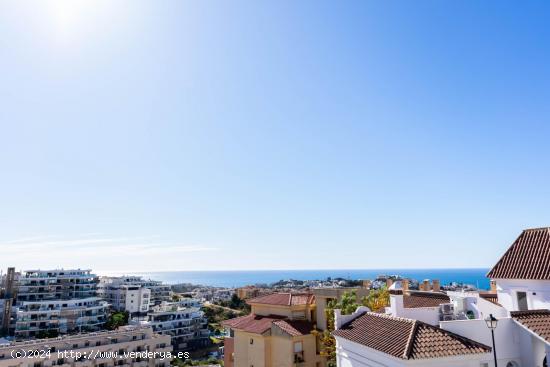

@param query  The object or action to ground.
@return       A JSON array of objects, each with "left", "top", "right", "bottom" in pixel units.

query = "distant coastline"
[{"left": 99, "top": 268, "right": 490, "bottom": 289}]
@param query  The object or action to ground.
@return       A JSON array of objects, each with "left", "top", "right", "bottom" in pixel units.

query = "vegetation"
[
  {"left": 214, "top": 294, "right": 250, "bottom": 314},
  {"left": 320, "top": 291, "right": 359, "bottom": 367},
  {"left": 203, "top": 304, "right": 237, "bottom": 335},
  {"left": 171, "top": 357, "right": 223, "bottom": 366},
  {"left": 37, "top": 329, "right": 59, "bottom": 339},
  {"left": 362, "top": 286, "right": 390, "bottom": 312},
  {"left": 319, "top": 288, "right": 390, "bottom": 367},
  {"left": 105, "top": 311, "right": 129, "bottom": 330}
]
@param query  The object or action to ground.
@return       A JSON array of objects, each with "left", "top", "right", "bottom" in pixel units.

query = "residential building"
[
  {"left": 7, "top": 269, "right": 109, "bottom": 340},
  {"left": 235, "top": 287, "right": 270, "bottom": 300},
  {"left": 333, "top": 307, "right": 492, "bottom": 366},
  {"left": 97, "top": 279, "right": 151, "bottom": 316},
  {"left": 0, "top": 325, "right": 172, "bottom": 367},
  {"left": 333, "top": 227, "right": 550, "bottom": 366},
  {"left": 312, "top": 287, "right": 369, "bottom": 331},
  {"left": 133, "top": 300, "right": 209, "bottom": 352},
  {"left": 222, "top": 292, "right": 326, "bottom": 367},
  {"left": 98, "top": 277, "right": 171, "bottom": 307},
  {"left": 186, "top": 287, "right": 234, "bottom": 303}
]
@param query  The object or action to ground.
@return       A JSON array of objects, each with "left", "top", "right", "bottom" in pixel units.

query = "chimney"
[
  {"left": 432, "top": 279, "right": 440, "bottom": 292},
  {"left": 490, "top": 280, "right": 497, "bottom": 292},
  {"left": 421, "top": 279, "right": 430, "bottom": 291},
  {"left": 386, "top": 279, "right": 393, "bottom": 288},
  {"left": 402, "top": 279, "right": 409, "bottom": 292}
]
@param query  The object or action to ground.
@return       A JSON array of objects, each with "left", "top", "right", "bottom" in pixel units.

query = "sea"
[{"left": 99, "top": 268, "right": 491, "bottom": 290}]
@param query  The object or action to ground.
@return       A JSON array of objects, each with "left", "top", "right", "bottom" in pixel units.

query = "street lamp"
[{"left": 485, "top": 314, "right": 498, "bottom": 367}]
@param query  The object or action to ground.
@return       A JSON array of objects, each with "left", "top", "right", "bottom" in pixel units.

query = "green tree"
[
  {"left": 320, "top": 291, "right": 360, "bottom": 367},
  {"left": 105, "top": 311, "right": 129, "bottom": 330},
  {"left": 362, "top": 286, "right": 389, "bottom": 312}
]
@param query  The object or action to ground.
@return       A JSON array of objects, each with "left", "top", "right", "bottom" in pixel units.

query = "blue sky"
[{"left": 1, "top": 1, "right": 550, "bottom": 272}]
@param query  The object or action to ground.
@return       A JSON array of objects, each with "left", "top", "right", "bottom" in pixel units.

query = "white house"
[
  {"left": 97, "top": 278, "right": 151, "bottom": 315},
  {"left": 98, "top": 276, "right": 171, "bottom": 307},
  {"left": 442, "top": 227, "right": 550, "bottom": 366},
  {"left": 334, "top": 227, "right": 550, "bottom": 367},
  {"left": 333, "top": 307, "right": 492, "bottom": 366}
]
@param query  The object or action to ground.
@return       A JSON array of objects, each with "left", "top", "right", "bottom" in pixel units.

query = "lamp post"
[{"left": 485, "top": 313, "right": 498, "bottom": 367}]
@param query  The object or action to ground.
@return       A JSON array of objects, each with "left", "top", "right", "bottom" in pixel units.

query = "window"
[
  {"left": 294, "top": 342, "right": 304, "bottom": 363},
  {"left": 516, "top": 291, "right": 528, "bottom": 311},
  {"left": 249, "top": 338, "right": 254, "bottom": 345}
]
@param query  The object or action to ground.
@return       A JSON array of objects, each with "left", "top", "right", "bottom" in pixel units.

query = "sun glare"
[{"left": 45, "top": 0, "right": 117, "bottom": 43}]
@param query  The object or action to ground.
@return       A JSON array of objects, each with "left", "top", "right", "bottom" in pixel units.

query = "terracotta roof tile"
[
  {"left": 403, "top": 292, "right": 450, "bottom": 308},
  {"left": 333, "top": 312, "right": 491, "bottom": 359},
  {"left": 273, "top": 319, "right": 316, "bottom": 336},
  {"left": 221, "top": 314, "right": 285, "bottom": 334},
  {"left": 511, "top": 310, "right": 550, "bottom": 342},
  {"left": 222, "top": 314, "right": 316, "bottom": 337},
  {"left": 487, "top": 227, "right": 550, "bottom": 280},
  {"left": 247, "top": 293, "right": 315, "bottom": 306}
]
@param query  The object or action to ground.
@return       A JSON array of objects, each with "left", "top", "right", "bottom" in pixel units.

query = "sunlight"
[{"left": 45, "top": 0, "right": 117, "bottom": 42}]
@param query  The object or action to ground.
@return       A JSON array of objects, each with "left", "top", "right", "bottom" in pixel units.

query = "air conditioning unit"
[
  {"left": 439, "top": 303, "right": 454, "bottom": 314},
  {"left": 441, "top": 314, "right": 454, "bottom": 321}
]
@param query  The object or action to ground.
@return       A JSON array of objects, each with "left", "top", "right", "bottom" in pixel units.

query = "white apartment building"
[
  {"left": 98, "top": 278, "right": 171, "bottom": 308},
  {"left": 97, "top": 281, "right": 151, "bottom": 316},
  {"left": 10, "top": 270, "right": 109, "bottom": 341},
  {"left": 0, "top": 325, "right": 172, "bottom": 367},
  {"left": 132, "top": 300, "right": 209, "bottom": 352},
  {"left": 333, "top": 227, "right": 550, "bottom": 367}
]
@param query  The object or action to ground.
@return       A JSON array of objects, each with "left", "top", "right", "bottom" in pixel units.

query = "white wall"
[
  {"left": 515, "top": 321, "right": 550, "bottom": 367},
  {"left": 335, "top": 336, "right": 491, "bottom": 367},
  {"left": 125, "top": 287, "right": 151, "bottom": 313},
  {"left": 389, "top": 294, "right": 440, "bottom": 326},
  {"left": 495, "top": 279, "right": 550, "bottom": 311},
  {"left": 440, "top": 318, "right": 521, "bottom": 364}
]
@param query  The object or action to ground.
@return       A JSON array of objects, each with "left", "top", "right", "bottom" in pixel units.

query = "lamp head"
[{"left": 485, "top": 314, "right": 498, "bottom": 330}]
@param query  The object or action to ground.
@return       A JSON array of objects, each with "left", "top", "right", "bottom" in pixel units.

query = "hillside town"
[{"left": 0, "top": 227, "right": 548, "bottom": 366}]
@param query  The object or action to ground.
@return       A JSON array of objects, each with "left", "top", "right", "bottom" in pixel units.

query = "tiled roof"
[
  {"left": 511, "top": 310, "right": 550, "bottom": 343},
  {"left": 403, "top": 292, "right": 450, "bottom": 308},
  {"left": 221, "top": 314, "right": 316, "bottom": 337},
  {"left": 247, "top": 293, "right": 315, "bottom": 306},
  {"left": 487, "top": 227, "right": 550, "bottom": 280},
  {"left": 273, "top": 319, "right": 316, "bottom": 336},
  {"left": 333, "top": 312, "right": 490, "bottom": 359},
  {"left": 221, "top": 314, "right": 285, "bottom": 334}
]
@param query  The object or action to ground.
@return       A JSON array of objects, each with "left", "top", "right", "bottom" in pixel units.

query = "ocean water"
[{"left": 99, "top": 268, "right": 491, "bottom": 290}]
